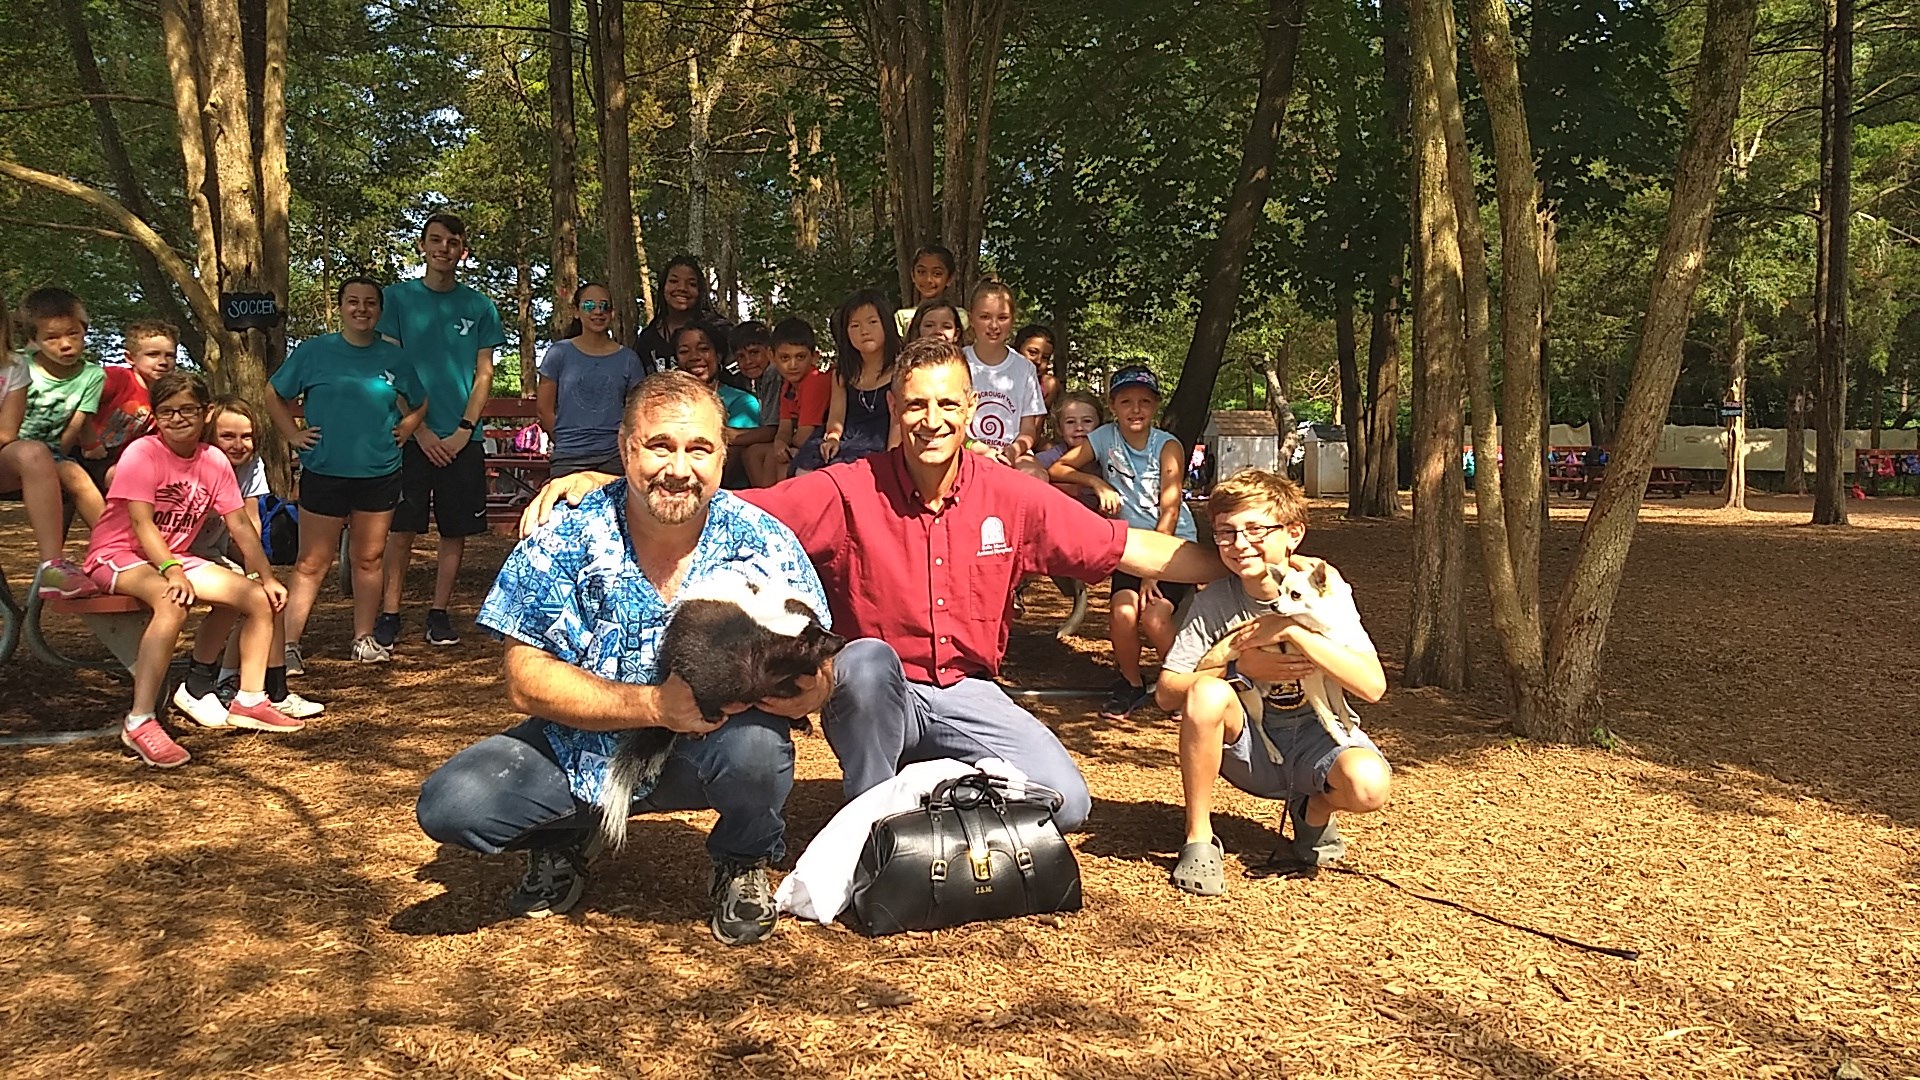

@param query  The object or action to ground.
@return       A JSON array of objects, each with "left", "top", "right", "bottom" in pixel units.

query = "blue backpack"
[{"left": 257, "top": 494, "right": 299, "bottom": 566}]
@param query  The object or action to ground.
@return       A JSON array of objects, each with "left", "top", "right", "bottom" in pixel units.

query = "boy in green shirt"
[{"left": 373, "top": 212, "right": 506, "bottom": 649}]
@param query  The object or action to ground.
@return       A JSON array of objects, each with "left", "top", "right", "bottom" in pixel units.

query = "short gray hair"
[{"left": 619, "top": 370, "right": 727, "bottom": 442}]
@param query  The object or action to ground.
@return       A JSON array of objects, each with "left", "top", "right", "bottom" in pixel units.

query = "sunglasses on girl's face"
[{"left": 580, "top": 300, "right": 611, "bottom": 313}]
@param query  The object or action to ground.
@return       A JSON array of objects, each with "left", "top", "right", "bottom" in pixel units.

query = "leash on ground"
[{"left": 1247, "top": 859, "right": 1640, "bottom": 961}]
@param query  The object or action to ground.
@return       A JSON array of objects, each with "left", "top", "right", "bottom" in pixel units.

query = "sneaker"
[
  {"left": 171, "top": 683, "right": 230, "bottom": 729},
  {"left": 122, "top": 719, "right": 190, "bottom": 768},
  {"left": 1099, "top": 678, "right": 1146, "bottom": 722},
  {"left": 508, "top": 843, "right": 594, "bottom": 919},
  {"left": 710, "top": 859, "right": 778, "bottom": 946},
  {"left": 37, "top": 558, "right": 100, "bottom": 600},
  {"left": 351, "top": 635, "right": 392, "bottom": 663},
  {"left": 283, "top": 642, "right": 306, "bottom": 677},
  {"left": 271, "top": 692, "right": 326, "bottom": 720},
  {"left": 425, "top": 609, "right": 459, "bottom": 647},
  {"left": 224, "top": 698, "right": 304, "bottom": 733},
  {"left": 372, "top": 611, "right": 401, "bottom": 648}
]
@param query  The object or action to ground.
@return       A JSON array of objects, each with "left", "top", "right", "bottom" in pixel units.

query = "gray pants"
[{"left": 823, "top": 638, "right": 1092, "bottom": 829}]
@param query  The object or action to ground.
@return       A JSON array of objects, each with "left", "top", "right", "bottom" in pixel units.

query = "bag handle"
[{"left": 929, "top": 771, "right": 1066, "bottom": 813}]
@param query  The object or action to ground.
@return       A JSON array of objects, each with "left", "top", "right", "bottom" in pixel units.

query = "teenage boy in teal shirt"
[{"left": 374, "top": 212, "right": 506, "bottom": 648}]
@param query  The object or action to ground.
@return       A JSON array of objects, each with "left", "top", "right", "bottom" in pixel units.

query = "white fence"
[{"left": 1464, "top": 424, "right": 1915, "bottom": 474}]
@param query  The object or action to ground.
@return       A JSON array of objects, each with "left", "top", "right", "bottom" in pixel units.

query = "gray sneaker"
[
  {"left": 351, "top": 635, "right": 392, "bottom": 663},
  {"left": 710, "top": 860, "right": 778, "bottom": 946},
  {"left": 508, "top": 843, "right": 595, "bottom": 919},
  {"left": 283, "top": 642, "right": 306, "bottom": 676}
]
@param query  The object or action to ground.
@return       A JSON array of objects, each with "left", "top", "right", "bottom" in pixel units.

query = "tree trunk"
[
  {"left": 1785, "top": 371, "right": 1808, "bottom": 493},
  {"left": 56, "top": 0, "right": 202, "bottom": 360},
  {"left": 1361, "top": 298, "right": 1403, "bottom": 515},
  {"left": 940, "top": 0, "right": 1008, "bottom": 293},
  {"left": 515, "top": 205, "right": 536, "bottom": 398},
  {"left": 1404, "top": 0, "right": 1468, "bottom": 691},
  {"left": 548, "top": 0, "right": 580, "bottom": 336},
  {"left": 1724, "top": 290, "right": 1749, "bottom": 508},
  {"left": 1163, "top": 0, "right": 1305, "bottom": 448},
  {"left": 1338, "top": 288, "right": 1364, "bottom": 515},
  {"left": 634, "top": 209, "right": 655, "bottom": 325},
  {"left": 1869, "top": 363, "right": 1883, "bottom": 448},
  {"left": 588, "top": 0, "right": 639, "bottom": 344},
  {"left": 1811, "top": 0, "right": 1851, "bottom": 524},
  {"left": 863, "top": 0, "right": 936, "bottom": 299},
  {"left": 687, "top": 1, "right": 754, "bottom": 263},
  {"left": 248, "top": 0, "right": 289, "bottom": 379},
  {"left": 786, "top": 111, "right": 822, "bottom": 254},
  {"left": 1533, "top": 0, "right": 1759, "bottom": 742},
  {"left": 1262, "top": 344, "right": 1302, "bottom": 467},
  {"left": 1466, "top": 0, "right": 1546, "bottom": 629}
]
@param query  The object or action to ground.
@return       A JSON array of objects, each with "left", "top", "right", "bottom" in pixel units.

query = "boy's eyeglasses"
[
  {"left": 579, "top": 300, "right": 610, "bottom": 313},
  {"left": 1212, "top": 522, "right": 1287, "bottom": 546}
]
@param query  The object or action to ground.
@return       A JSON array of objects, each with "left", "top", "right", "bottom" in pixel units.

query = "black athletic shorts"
[
  {"left": 1109, "top": 571, "right": 1192, "bottom": 608},
  {"left": 299, "top": 469, "right": 402, "bottom": 519},
  {"left": 393, "top": 438, "right": 489, "bottom": 538}
]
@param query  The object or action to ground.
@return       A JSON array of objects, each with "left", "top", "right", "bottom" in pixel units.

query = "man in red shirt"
[{"left": 526, "top": 338, "right": 1222, "bottom": 828}]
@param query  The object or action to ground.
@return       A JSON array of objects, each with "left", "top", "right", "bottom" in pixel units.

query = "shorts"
[
  {"left": 1219, "top": 709, "right": 1387, "bottom": 801},
  {"left": 1109, "top": 571, "right": 1192, "bottom": 608},
  {"left": 393, "top": 438, "right": 488, "bottom": 538},
  {"left": 300, "top": 469, "right": 402, "bottom": 518},
  {"left": 84, "top": 550, "right": 212, "bottom": 594},
  {"left": 79, "top": 453, "right": 115, "bottom": 494},
  {"left": 549, "top": 451, "right": 621, "bottom": 479}
]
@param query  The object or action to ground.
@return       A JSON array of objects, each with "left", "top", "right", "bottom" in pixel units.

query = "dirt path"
[{"left": 1, "top": 494, "right": 1915, "bottom": 1078}]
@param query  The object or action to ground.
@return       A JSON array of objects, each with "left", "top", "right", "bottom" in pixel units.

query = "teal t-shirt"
[
  {"left": 717, "top": 382, "right": 761, "bottom": 429},
  {"left": 270, "top": 334, "right": 426, "bottom": 478},
  {"left": 21, "top": 358, "right": 105, "bottom": 449},
  {"left": 375, "top": 278, "right": 506, "bottom": 438}
]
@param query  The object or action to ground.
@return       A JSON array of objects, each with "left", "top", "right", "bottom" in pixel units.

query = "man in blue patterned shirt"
[{"left": 416, "top": 372, "right": 831, "bottom": 945}]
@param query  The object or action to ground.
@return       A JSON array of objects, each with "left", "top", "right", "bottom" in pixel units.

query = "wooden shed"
[{"left": 1202, "top": 410, "right": 1281, "bottom": 479}]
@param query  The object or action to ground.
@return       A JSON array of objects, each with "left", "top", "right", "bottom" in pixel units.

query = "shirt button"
[
  {"left": 939, "top": 636, "right": 948, "bottom": 644},
  {"left": 936, "top": 598, "right": 945, "bottom": 606},
  {"left": 934, "top": 558, "right": 942, "bottom": 566}
]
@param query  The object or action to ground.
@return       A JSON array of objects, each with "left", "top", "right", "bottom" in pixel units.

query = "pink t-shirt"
[{"left": 85, "top": 434, "right": 243, "bottom": 565}]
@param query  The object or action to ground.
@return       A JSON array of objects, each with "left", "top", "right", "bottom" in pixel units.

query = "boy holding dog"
[{"left": 1155, "top": 469, "right": 1392, "bottom": 897}]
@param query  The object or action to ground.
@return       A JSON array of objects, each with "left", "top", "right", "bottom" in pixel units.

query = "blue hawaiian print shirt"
[{"left": 476, "top": 480, "right": 829, "bottom": 805}]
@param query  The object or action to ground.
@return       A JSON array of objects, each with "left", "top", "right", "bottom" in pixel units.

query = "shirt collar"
[{"left": 884, "top": 447, "right": 971, "bottom": 514}]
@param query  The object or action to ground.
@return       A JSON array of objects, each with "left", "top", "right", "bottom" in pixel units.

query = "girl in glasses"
[{"left": 538, "top": 282, "right": 648, "bottom": 478}]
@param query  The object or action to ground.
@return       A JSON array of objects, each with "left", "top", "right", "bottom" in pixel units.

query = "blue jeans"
[
  {"left": 823, "top": 638, "right": 1092, "bottom": 829},
  {"left": 416, "top": 712, "right": 795, "bottom": 864}
]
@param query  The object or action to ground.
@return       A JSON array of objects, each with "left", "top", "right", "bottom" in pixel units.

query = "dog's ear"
[{"left": 1308, "top": 559, "right": 1330, "bottom": 593}]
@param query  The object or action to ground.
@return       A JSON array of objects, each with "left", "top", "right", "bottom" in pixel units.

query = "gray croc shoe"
[{"left": 1170, "top": 836, "right": 1227, "bottom": 896}]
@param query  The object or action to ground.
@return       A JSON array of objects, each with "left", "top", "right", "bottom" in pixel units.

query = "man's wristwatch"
[{"left": 457, "top": 418, "right": 476, "bottom": 432}]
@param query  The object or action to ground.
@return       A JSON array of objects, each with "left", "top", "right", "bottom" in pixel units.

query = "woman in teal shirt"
[{"left": 266, "top": 277, "right": 428, "bottom": 666}]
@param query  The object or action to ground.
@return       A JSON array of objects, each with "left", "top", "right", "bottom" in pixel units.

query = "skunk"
[{"left": 595, "top": 567, "right": 845, "bottom": 850}]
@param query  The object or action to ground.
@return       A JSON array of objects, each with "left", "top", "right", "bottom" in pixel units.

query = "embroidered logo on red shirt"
[{"left": 977, "top": 515, "right": 1011, "bottom": 557}]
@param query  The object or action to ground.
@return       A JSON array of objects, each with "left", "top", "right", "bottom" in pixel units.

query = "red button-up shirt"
[{"left": 744, "top": 449, "right": 1129, "bottom": 686}]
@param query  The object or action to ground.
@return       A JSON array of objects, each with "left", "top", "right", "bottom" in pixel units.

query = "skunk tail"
[{"left": 596, "top": 730, "right": 675, "bottom": 850}]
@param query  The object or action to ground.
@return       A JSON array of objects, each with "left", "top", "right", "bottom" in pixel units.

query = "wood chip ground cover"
[{"left": 1, "top": 494, "right": 1915, "bottom": 1078}]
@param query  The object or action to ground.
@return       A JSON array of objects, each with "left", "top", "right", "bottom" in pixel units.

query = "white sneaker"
[
  {"left": 283, "top": 642, "right": 306, "bottom": 676},
  {"left": 271, "top": 692, "right": 326, "bottom": 720},
  {"left": 172, "top": 683, "right": 230, "bottom": 728},
  {"left": 351, "top": 635, "right": 392, "bottom": 663}
]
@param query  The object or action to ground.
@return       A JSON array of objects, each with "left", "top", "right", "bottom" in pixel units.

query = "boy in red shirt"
[
  {"left": 744, "top": 317, "right": 831, "bottom": 488},
  {"left": 80, "top": 321, "right": 178, "bottom": 493}
]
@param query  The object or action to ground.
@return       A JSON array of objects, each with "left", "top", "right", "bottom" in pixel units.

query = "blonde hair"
[
  {"left": 967, "top": 278, "right": 1016, "bottom": 320},
  {"left": 1208, "top": 469, "right": 1307, "bottom": 527}
]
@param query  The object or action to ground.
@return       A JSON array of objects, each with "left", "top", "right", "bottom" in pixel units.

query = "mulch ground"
[{"left": 1, "top": 492, "right": 1916, "bottom": 1079}]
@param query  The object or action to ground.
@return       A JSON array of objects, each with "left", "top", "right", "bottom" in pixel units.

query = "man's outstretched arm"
[
  {"left": 1115, "top": 527, "right": 1225, "bottom": 585},
  {"left": 503, "top": 638, "right": 722, "bottom": 734}
]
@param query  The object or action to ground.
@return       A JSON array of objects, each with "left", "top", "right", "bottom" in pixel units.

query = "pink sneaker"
[
  {"left": 224, "top": 698, "right": 303, "bottom": 733},
  {"left": 38, "top": 558, "right": 101, "bottom": 600},
  {"left": 122, "top": 719, "right": 190, "bottom": 768}
]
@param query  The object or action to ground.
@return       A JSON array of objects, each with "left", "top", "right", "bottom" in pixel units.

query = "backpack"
[{"left": 257, "top": 494, "right": 299, "bottom": 566}]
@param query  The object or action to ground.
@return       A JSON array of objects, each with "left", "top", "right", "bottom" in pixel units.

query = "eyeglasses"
[
  {"left": 1212, "top": 522, "right": 1288, "bottom": 546},
  {"left": 154, "top": 406, "right": 201, "bottom": 421},
  {"left": 580, "top": 300, "right": 610, "bottom": 313}
]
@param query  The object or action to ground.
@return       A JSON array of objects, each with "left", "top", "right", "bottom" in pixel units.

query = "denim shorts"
[{"left": 1219, "top": 707, "right": 1386, "bottom": 801}]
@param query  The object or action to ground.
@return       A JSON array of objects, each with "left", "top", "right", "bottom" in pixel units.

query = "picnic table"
[{"left": 1546, "top": 447, "right": 1689, "bottom": 499}]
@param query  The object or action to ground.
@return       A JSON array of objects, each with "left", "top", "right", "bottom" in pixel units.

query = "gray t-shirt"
[
  {"left": 537, "top": 339, "right": 647, "bottom": 460},
  {"left": 1163, "top": 566, "right": 1374, "bottom": 718}
]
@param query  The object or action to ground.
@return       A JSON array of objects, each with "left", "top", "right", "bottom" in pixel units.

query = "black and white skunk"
[{"left": 595, "top": 567, "right": 845, "bottom": 850}]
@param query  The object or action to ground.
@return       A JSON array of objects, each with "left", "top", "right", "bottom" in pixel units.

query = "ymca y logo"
[{"left": 457, "top": 318, "right": 475, "bottom": 336}]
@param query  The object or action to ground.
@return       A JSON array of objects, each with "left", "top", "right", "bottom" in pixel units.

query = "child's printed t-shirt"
[
  {"left": 0, "top": 352, "right": 29, "bottom": 399},
  {"left": 778, "top": 368, "right": 832, "bottom": 427},
  {"left": 83, "top": 366, "right": 154, "bottom": 460},
  {"left": 962, "top": 345, "right": 1045, "bottom": 449},
  {"left": 1086, "top": 423, "right": 1197, "bottom": 539},
  {"left": 1162, "top": 567, "right": 1374, "bottom": 719},
  {"left": 21, "top": 359, "right": 106, "bottom": 448},
  {"left": 190, "top": 456, "right": 273, "bottom": 560},
  {"left": 84, "top": 435, "right": 243, "bottom": 565}
]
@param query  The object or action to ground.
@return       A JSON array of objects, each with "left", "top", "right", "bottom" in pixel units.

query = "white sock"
[
  {"left": 125, "top": 711, "right": 155, "bottom": 731},
  {"left": 218, "top": 667, "right": 239, "bottom": 685},
  {"left": 233, "top": 690, "right": 268, "bottom": 707}
]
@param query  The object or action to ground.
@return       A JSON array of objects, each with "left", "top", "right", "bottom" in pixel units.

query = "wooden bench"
[
  {"left": 1645, "top": 467, "right": 1689, "bottom": 498},
  {"left": 479, "top": 397, "right": 549, "bottom": 534}
]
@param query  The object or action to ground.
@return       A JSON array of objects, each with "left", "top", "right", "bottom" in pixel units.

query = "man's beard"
[{"left": 641, "top": 479, "right": 705, "bottom": 525}]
